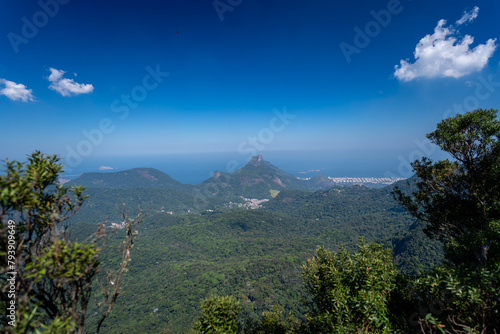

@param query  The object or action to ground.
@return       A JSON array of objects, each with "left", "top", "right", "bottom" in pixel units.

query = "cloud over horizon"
[
  {"left": 0, "top": 79, "right": 35, "bottom": 102},
  {"left": 47, "top": 68, "right": 94, "bottom": 96},
  {"left": 394, "top": 7, "right": 497, "bottom": 81}
]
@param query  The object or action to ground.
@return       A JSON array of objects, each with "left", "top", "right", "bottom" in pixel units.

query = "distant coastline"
[{"left": 60, "top": 167, "right": 406, "bottom": 188}]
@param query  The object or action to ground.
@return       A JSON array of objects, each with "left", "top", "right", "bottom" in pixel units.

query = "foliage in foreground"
[
  {"left": 0, "top": 152, "right": 93, "bottom": 333},
  {"left": 394, "top": 109, "right": 500, "bottom": 267},
  {"left": 302, "top": 241, "right": 398, "bottom": 333},
  {"left": 193, "top": 241, "right": 399, "bottom": 334},
  {"left": 194, "top": 241, "right": 499, "bottom": 334},
  {"left": 406, "top": 262, "right": 500, "bottom": 333},
  {"left": 393, "top": 109, "right": 500, "bottom": 332},
  {"left": 194, "top": 295, "right": 241, "bottom": 333},
  {"left": 0, "top": 152, "right": 141, "bottom": 333}
]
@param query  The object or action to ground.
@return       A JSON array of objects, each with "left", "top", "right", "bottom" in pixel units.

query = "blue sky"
[{"left": 1, "top": 0, "right": 499, "bottom": 180}]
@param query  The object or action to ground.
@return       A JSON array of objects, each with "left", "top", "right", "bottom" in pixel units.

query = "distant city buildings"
[
  {"left": 110, "top": 221, "right": 126, "bottom": 229},
  {"left": 228, "top": 196, "right": 270, "bottom": 210},
  {"left": 327, "top": 176, "right": 405, "bottom": 185}
]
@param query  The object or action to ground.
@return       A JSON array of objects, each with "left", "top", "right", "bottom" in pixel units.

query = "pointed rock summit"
[{"left": 248, "top": 155, "right": 264, "bottom": 166}]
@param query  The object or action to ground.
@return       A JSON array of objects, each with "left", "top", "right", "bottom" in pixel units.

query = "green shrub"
[
  {"left": 301, "top": 240, "right": 397, "bottom": 333},
  {"left": 194, "top": 295, "right": 241, "bottom": 333}
]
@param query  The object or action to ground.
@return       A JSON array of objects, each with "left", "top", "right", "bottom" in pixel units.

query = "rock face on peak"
[
  {"left": 244, "top": 155, "right": 287, "bottom": 175},
  {"left": 248, "top": 155, "right": 264, "bottom": 166}
]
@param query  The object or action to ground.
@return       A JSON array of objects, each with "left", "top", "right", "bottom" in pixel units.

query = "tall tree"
[
  {"left": 393, "top": 109, "right": 500, "bottom": 266},
  {"left": 0, "top": 152, "right": 92, "bottom": 333}
]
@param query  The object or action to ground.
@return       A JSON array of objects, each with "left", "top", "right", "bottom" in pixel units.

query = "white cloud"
[
  {"left": 47, "top": 68, "right": 94, "bottom": 96},
  {"left": 99, "top": 166, "right": 114, "bottom": 170},
  {"left": 394, "top": 8, "right": 497, "bottom": 81},
  {"left": 48, "top": 68, "right": 64, "bottom": 82},
  {"left": 456, "top": 6, "right": 479, "bottom": 25},
  {"left": 0, "top": 79, "right": 35, "bottom": 102}
]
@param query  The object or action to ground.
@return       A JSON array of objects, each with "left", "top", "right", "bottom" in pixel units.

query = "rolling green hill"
[{"left": 68, "top": 167, "right": 194, "bottom": 193}]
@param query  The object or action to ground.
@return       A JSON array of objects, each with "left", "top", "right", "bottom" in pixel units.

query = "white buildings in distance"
[{"left": 326, "top": 176, "right": 405, "bottom": 185}]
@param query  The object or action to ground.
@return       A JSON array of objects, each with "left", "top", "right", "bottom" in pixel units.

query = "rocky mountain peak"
[{"left": 248, "top": 155, "right": 264, "bottom": 166}]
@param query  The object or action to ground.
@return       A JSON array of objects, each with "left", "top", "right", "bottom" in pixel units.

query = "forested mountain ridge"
[
  {"left": 68, "top": 167, "right": 194, "bottom": 192},
  {"left": 68, "top": 161, "right": 419, "bottom": 231}
]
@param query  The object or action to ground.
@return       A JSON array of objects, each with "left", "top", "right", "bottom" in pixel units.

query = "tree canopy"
[{"left": 393, "top": 108, "right": 500, "bottom": 266}]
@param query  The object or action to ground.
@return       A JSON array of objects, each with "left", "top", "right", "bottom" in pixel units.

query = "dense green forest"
[{"left": 68, "top": 178, "right": 443, "bottom": 332}]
